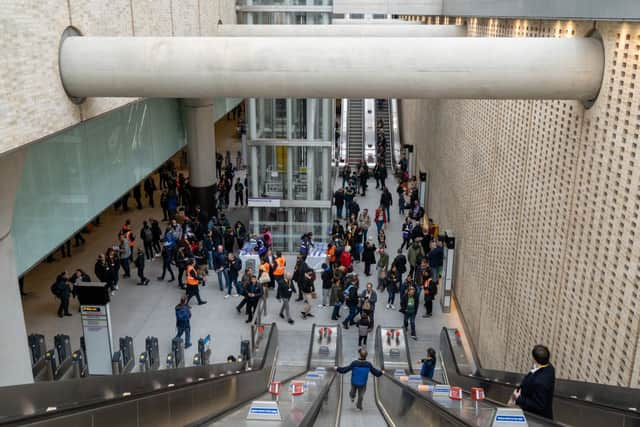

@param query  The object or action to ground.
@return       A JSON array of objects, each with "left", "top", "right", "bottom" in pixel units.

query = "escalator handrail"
[
  {"left": 373, "top": 326, "right": 397, "bottom": 427},
  {"left": 441, "top": 327, "right": 640, "bottom": 418},
  {"left": 299, "top": 372, "right": 339, "bottom": 427},
  {"left": 402, "top": 324, "right": 414, "bottom": 375},
  {"left": 334, "top": 324, "right": 343, "bottom": 427},
  {"left": 0, "top": 324, "right": 279, "bottom": 426},
  {"left": 306, "top": 323, "right": 317, "bottom": 371}
]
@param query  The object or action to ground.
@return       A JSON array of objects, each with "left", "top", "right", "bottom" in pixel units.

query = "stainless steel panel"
[
  {"left": 93, "top": 401, "right": 138, "bottom": 427},
  {"left": 138, "top": 395, "right": 171, "bottom": 427}
]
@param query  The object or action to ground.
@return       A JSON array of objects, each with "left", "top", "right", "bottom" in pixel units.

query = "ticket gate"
[
  {"left": 111, "top": 336, "right": 135, "bottom": 375},
  {"left": 166, "top": 337, "right": 185, "bottom": 369},
  {"left": 138, "top": 336, "right": 160, "bottom": 372}
]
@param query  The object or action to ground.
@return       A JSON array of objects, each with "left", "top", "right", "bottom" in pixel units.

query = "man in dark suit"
[{"left": 511, "top": 345, "right": 556, "bottom": 419}]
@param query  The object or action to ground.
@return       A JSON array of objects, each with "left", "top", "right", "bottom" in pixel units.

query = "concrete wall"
[
  {"left": 0, "top": 0, "right": 236, "bottom": 158},
  {"left": 402, "top": 19, "right": 640, "bottom": 387}
]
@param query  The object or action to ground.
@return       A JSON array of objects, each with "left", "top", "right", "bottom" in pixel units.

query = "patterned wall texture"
[
  {"left": 1, "top": 0, "right": 237, "bottom": 157},
  {"left": 401, "top": 18, "right": 640, "bottom": 387}
]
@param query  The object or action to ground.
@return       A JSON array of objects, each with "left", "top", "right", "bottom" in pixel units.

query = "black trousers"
[
  {"left": 186, "top": 286, "right": 204, "bottom": 304},
  {"left": 425, "top": 299, "right": 433, "bottom": 315},
  {"left": 358, "top": 335, "right": 368, "bottom": 346},
  {"left": 144, "top": 241, "right": 153, "bottom": 259},
  {"left": 235, "top": 191, "right": 243, "bottom": 206},
  {"left": 57, "top": 296, "right": 70, "bottom": 316},
  {"left": 161, "top": 260, "right": 175, "bottom": 280},
  {"left": 246, "top": 299, "right": 258, "bottom": 322},
  {"left": 137, "top": 267, "right": 147, "bottom": 284}
]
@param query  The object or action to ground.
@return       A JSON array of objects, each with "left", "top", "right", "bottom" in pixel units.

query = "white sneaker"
[
  {"left": 386, "top": 304, "right": 390, "bottom": 309},
  {"left": 391, "top": 305, "right": 396, "bottom": 310},
  {"left": 233, "top": 293, "right": 240, "bottom": 297},
  {"left": 318, "top": 304, "right": 324, "bottom": 308}
]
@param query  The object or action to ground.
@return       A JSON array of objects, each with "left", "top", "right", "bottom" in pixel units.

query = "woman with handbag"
[
  {"left": 360, "top": 282, "right": 378, "bottom": 329},
  {"left": 258, "top": 257, "right": 271, "bottom": 316}
]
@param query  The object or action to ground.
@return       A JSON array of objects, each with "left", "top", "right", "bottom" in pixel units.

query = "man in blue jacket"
[{"left": 335, "top": 349, "right": 383, "bottom": 410}]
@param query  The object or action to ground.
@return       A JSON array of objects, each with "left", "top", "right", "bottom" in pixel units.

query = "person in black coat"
[
  {"left": 361, "top": 241, "right": 377, "bottom": 276},
  {"left": 511, "top": 345, "right": 556, "bottom": 419}
]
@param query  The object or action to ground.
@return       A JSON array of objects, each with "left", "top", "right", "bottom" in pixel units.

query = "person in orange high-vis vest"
[
  {"left": 185, "top": 260, "right": 207, "bottom": 305},
  {"left": 273, "top": 251, "right": 286, "bottom": 286},
  {"left": 326, "top": 243, "right": 336, "bottom": 267}
]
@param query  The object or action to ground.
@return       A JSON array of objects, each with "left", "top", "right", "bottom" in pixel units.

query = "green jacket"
[
  {"left": 377, "top": 252, "right": 389, "bottom": 271},
  {"left": 407, "top": 245, "right": 424, "bottom": 267}
]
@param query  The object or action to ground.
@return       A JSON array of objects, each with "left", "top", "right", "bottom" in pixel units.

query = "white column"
[
  {"left": 286, "top": 99, "right": 293, "bottom": 140},
  {"left": 0, "top": 149, "right": 33, "bottom": 386},
  {"left": 182, "top": 98, "right": 216, "bottom": 213},
  {"left": 249, "top": 98, "right": 257, "bottom": 140},
  {"left": 250, "top": 146, "right": 260, "bottom": 236}
]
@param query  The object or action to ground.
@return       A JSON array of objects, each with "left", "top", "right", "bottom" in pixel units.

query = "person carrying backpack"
[
  {"left": 140, "top": 221, "right": 154, "bottom": 260},
  {"left": 51, "top": 272, "right": 72, "bottom": 318},
  {"left": 134, "top": 248, "right": 150, "bottom": 286},
  {"left": 175, "top": 296, "right": 192, "bottom": 348},
  {"left": 342, "top": 277, "right": 360, "bottom": 329}
]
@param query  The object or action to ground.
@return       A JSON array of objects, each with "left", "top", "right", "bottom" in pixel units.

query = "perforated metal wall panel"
[{"left": 401, "top": 18, "right": 640, "bottom": 386}]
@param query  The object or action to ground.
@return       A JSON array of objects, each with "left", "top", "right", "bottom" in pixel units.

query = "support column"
[
  {"left": 182, "top": 98, "right": 216, "bottom": 215},
  {"left": 0, "top": 149, "right": 33, "bottom": 386}
]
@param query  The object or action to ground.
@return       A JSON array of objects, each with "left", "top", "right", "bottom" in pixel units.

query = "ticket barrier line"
[{"left": 0, "top": 325, "right": 277, "bottom": 427}]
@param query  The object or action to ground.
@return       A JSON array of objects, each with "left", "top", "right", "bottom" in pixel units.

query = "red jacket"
[
  {"left": 340, "top": 251, "right": 353, "bottom": 269},
  {"left": 374, "top": 208, "right": 387, "bottom": 224}
]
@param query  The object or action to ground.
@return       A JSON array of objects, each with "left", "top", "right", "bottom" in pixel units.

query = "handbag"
[
  {"left": 311, "top": 292, "right": 317, "bottom": 299},
  {"left": 362, "top": 300, "right": 372, "bottom": 311},
  {"left": 258, "top": 272, "right": 270, "bottom": 284}
]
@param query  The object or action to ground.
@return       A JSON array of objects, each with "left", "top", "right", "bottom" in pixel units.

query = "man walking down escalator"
[{"left": 335, "top": 348, "right": 383, "bottom": 410}]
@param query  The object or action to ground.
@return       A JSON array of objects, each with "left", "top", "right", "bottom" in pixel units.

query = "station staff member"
[
  {"left": 185, "top": 259, "right": 207, "bottom": 306},
  {"left": 273, "top": 251, "right": 286, "bottom": 286}
]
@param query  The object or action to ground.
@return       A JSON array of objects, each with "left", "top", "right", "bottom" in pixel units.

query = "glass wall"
[
  {"left": 12, "top": 99, "right": 185, "bottom": 275},
  {"left": 243, "top": 3, "right": 335, "bottom": 251}
]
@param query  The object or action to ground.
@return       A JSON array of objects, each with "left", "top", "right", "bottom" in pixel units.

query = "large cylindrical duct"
[{"left": 59, "top": 36, "right": 604, "bottom": 102}]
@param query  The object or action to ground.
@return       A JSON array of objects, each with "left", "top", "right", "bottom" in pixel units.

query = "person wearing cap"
[{"left": 335, "top": 349, "right": 383, "bottom": 410}]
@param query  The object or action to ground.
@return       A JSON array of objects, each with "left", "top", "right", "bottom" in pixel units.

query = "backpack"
[
  {"left": 50, "top": 282, "right": 62, "bottom": 298},
  {"left": 232, "top": 258, "right": 242, "bottom": 272},
  {"left": 143, "top": 227, "right": 153, "bottom": 242}
]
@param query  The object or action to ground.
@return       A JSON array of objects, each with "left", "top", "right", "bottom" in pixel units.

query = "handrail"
[
  {"left": 402, "top": 324, "right": 414, "bottom": 375},
  {"left": 299, "top": 372, "right": 338, "bottom": 427},
  {"left": 0, "top": 324, "right": 278, "bottom": 426},
  {"left": 373, "top": 327, "right": 396, "bottom": 427},
  {"left": 334, "top": 324, "right": 343, "bottom": 427},
  {"left": 306, "top": 323, "right": 317, "bottom": 371}
]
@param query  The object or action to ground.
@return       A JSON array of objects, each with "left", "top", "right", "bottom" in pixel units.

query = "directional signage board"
[
  {"left": 247, "top": 401, "right": 282, "bottom": 421},
  {"left": 492, "top": 408, "right": 528, "bottom": 426}
]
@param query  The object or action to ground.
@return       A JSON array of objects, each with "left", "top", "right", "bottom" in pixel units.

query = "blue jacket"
[
  {"left": 420, "top": 358, "right": 435, "bottom": 379},
  {"left": 213, "top": 251, "right": 227, "bottom": 269},
  {"left": 337, "top": 360, "right": 382, "bottom": 386}
]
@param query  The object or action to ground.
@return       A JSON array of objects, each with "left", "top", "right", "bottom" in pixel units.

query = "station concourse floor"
[{"left": 20, "top": 119, "right": 472, "bottom": 382}]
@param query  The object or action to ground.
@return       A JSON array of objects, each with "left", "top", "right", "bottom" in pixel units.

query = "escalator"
[
  {"left": 373, "top": 326, "right": 562, "bottom": 427},
  {"left": 200, "top": 324, "right": 342, "bottom": 426},
  {"left": 346, "top": 99, "right": 365, "bottom": 167},
  {"left": 374, "top": 99, "right": 394, "bottom": 173},
  {"left": 0, "top": 323, "right": 344, "bottom": 427},
  {"left": 440, "top": 327, "right": 640, "bottom": 427}
]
